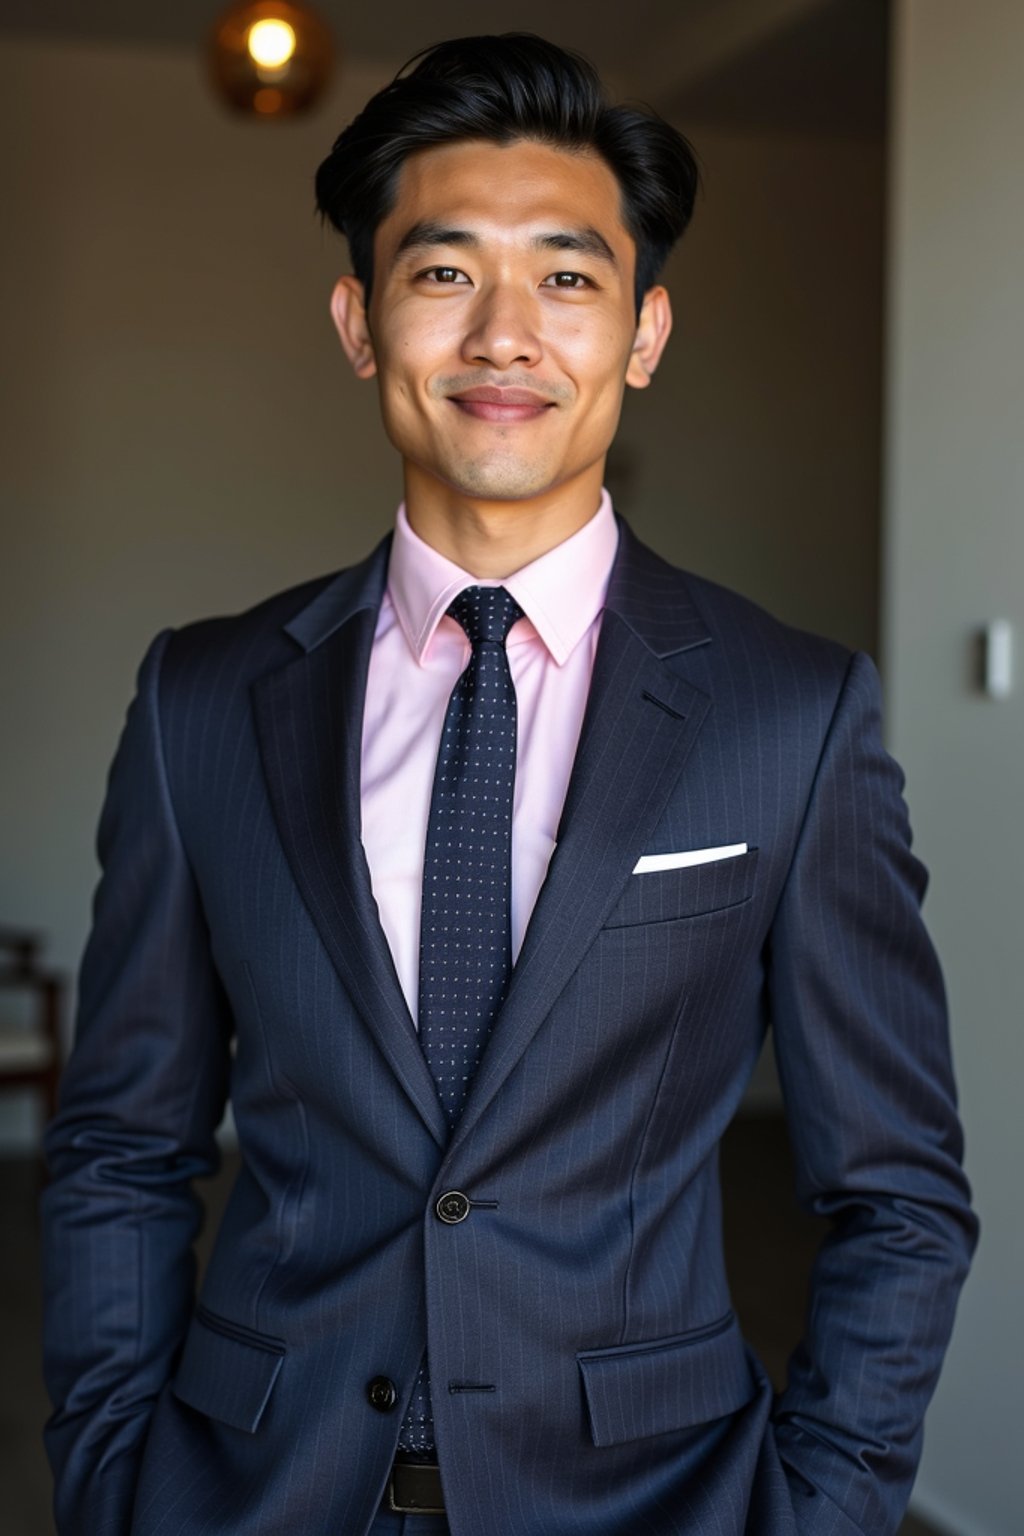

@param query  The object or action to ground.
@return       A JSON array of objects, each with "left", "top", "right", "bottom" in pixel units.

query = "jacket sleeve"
[
  {"left": 41, "top": 630, "right": 234, "bottom": 1535},
  {"left": 765, "top": 649, "right": 978, "bottom": 1536}
]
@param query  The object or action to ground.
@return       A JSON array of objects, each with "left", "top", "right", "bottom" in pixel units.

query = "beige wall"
[
  {"left": 886, "top": 4, "right": 1024, "bottom": 1533},
  {"left": 622, "top": 125, "right": 884, "bottom": 655},
  {"left": 0, "top": 37, "right": 884, "bottom": 1139}
]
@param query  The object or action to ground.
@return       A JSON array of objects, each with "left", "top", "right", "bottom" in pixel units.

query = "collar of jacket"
[{"left": 281, "top": 513, "right": 712, "bottom": 661}]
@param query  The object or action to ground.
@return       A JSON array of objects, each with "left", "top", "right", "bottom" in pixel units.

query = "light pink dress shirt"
[{"left": 360, "top": 491, "right": 619, "bottom": 1026}]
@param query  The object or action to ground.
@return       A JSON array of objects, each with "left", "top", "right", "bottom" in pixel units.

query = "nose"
[{"left": 461, "top": 282, "right": 541, "bottom": 371}]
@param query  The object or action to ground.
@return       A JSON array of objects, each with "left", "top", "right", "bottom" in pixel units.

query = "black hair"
[{"left": 314, "top": 33, "right": 699, "bottom": 316}]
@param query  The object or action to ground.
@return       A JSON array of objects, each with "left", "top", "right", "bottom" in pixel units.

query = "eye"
[
  {"left": 420, "top": 266, "right": 469, "bottom": 284},
  {"left": 542, "top": 271, "right": 591, "bottom": 290}
]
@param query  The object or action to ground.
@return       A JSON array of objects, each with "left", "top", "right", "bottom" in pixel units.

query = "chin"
[{"left": 443, "top": 456, "right": 561, "bottom": 502}]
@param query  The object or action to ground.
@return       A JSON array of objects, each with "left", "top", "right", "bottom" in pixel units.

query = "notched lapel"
[
  {"left": 252, "top": 552, "right": 450, "bottom": 1149},
  {"left": 448, "top": 526, "right": 715, "bottom": 1157}
]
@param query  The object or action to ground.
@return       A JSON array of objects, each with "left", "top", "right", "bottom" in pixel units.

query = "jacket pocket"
[
  {"left": 576, "top": 1310, "right": 756, "bottom": 1447},
  {"left": 171, "top": 1305, "right": 286, "bottom": 1433},
  {"left": 603, "top": 848, "right": 759, "bottom": 929}
]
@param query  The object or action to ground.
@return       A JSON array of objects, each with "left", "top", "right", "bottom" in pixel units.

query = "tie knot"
[{"left": 447, "top": 586, "right": 523, "bottom": 647}]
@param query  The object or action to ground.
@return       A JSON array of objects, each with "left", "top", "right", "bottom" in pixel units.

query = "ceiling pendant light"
[{"left": 209, "top": 1, "right": 335, "bottom": 118}]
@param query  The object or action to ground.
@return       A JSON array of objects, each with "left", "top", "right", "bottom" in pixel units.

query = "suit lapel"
[
  {"left": 252, "top": 538, "right": 450, "bottom": 1149},
  {"left": 252, "top": 518, "right": 713, "bottom": 1158},
  {"left": 447, "top": 520, "right": 713, "bottom": 1157}
]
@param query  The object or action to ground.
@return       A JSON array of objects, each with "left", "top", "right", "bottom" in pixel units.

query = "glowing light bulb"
[
  {"left": 210, "top": 1, "right": 335, "bottom": 118},
  {"left": 247, "top": 18, "right": 297, "bottom": 68}
]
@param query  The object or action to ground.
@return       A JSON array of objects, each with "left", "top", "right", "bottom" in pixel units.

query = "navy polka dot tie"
[{"left": 397, "top": 585, "right": 523, "bottom": 1456}]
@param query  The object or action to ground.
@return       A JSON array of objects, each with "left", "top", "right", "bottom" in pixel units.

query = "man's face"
[{"left": 334, "top": 138, "right": 666, "bottom": 510}]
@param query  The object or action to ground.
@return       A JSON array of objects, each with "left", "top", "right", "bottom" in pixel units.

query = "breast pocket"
[{"left": 603, "top": 847, "right": 759, "bottom": 929}]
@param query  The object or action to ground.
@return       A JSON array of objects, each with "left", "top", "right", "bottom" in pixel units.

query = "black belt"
[{"left": 387, "top": 1455, "right": 446, "bottom": 1514}]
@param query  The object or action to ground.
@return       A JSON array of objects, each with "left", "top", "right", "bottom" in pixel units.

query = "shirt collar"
[{"left": 386, "top": 490, "right": 619, "bottom": 667}]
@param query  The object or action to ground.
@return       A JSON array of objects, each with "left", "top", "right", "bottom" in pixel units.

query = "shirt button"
[
  {"left": 435, "top": 1190, "right": 471, "bottom": 1224},
  {"left": 366, "top": 1376, "right": 398, "bottom": 1412}
]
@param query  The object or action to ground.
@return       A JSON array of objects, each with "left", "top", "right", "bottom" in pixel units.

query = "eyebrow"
[{"left": 394, "top": 220, "right": 618, "bottom": 267}]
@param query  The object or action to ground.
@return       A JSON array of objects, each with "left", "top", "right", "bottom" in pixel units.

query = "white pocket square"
[{"left": 632, "top": 843, "right": 748, "bottom": 875}]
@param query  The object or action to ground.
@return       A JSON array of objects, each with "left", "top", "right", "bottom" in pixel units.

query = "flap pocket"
[
  {"left": 604, "top": 847, "right": 759, "bottom": 929},
  {"left": 171, "top": 1305, "right": 285, "bottom": 1434},
  {"left": 577, "top": 1310, "right": 755, "bottom": 1447}
]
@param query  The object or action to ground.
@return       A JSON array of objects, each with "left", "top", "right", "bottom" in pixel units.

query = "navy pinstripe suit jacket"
[{"left": 41, "top": 518, "right": 977, "bottom": 1536}]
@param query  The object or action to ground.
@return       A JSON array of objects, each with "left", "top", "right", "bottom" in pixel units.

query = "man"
[{"left": 42, "top": 32, "right": 977, "bottom": 1536}]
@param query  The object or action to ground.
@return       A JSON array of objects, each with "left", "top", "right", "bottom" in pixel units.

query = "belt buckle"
[{"left": 387, "top": 1457, "right": 446, "bottom": 1515}]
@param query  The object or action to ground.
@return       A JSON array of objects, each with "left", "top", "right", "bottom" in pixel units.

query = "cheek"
[
  {"left": 374, "top": 351, "right": 425, "bottom": 413},
  {"left": 553, "top": 320, "right": 632, "bottom": 386},
  {"left": 566, "top": 360, "right": 630, "bottom": 423},
  {"left": 390, "top": 339, "right": 461, "bottom": 409}
]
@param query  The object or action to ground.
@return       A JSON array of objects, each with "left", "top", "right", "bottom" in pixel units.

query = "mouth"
[{"left": 446, "top": 387, "right": 556, "bottom": 424}]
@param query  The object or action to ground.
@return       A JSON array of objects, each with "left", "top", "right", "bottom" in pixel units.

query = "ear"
[
  {"left": 624, "top": 285, "right": 673, "bottom": 390},
  {"left": 330, "top": 275, "right": 377, "bottom": 379}
]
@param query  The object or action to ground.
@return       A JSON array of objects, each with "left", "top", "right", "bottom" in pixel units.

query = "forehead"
[{"left": 377, "top": 138, "right": 633, "bottom": 255}]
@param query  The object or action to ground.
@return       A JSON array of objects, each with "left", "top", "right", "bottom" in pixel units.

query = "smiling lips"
[{"left": 447, "top": 386, "right": 556, "bottom": 423}]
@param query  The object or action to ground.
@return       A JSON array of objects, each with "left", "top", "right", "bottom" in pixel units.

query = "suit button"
[
  {"left": 366, "top": 1376, "right": 397, "bottom": 1412},
  {"left": 435, "top": 1190, "right": 471, "bottom": 1224}
]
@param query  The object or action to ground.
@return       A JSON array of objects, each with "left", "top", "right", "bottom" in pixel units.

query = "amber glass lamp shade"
[{"left": 210, "top": 1, "right": 334, "bottom": 118}]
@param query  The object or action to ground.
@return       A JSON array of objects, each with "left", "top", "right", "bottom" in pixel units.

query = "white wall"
[
  {"left": 0, "top": 37, "right": 884, "bottom": 1139},
  {"left": 885, "top": 4, "right": 1024, "bottom": 1533}
]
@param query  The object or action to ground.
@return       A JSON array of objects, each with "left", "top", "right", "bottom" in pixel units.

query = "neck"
[{"left": 403, "top": 466, "right": 606, "bottom": 579}]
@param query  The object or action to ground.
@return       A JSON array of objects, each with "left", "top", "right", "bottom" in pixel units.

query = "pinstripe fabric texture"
[{"left": 41, "top": 518, "right": 977, "bottom": 1536}]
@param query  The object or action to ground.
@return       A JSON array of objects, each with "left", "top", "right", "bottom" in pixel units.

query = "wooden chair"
[{"left": 0, "top": 927, "right": 64, "bottom": 1142}]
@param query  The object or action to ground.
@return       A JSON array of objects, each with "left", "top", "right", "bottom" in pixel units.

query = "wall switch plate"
[{"left": 982, "top": 619, "right": 1014, "bottom": 698}]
